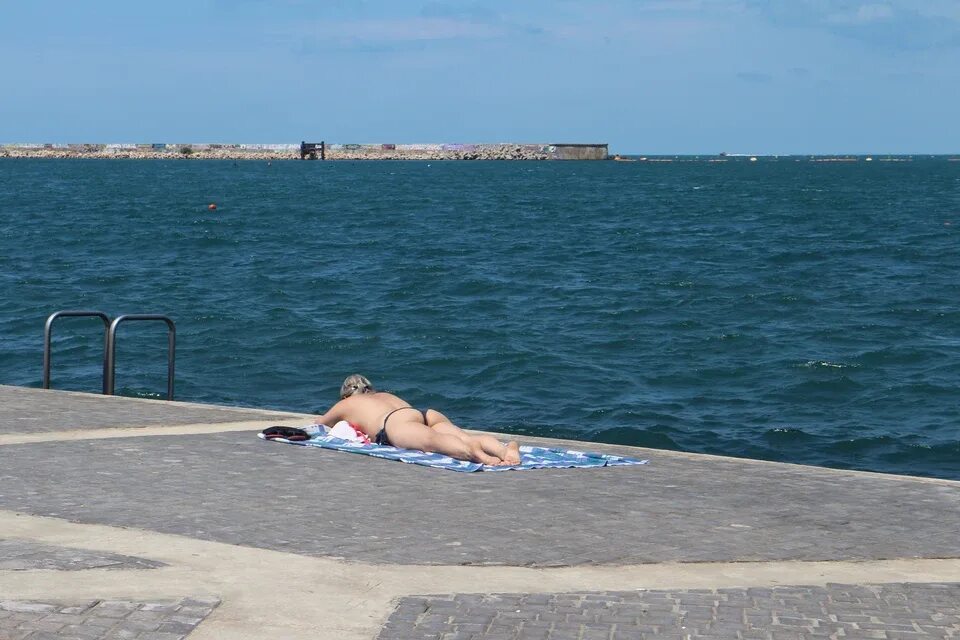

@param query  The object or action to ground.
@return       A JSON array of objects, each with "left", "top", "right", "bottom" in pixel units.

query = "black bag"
[{"left": 262, "top": 426, "right": 310, "bottom": 441}]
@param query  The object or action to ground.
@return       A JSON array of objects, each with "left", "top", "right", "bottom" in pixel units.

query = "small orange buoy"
[{"left": 208, "top": 203, "right": 217, "bottom": 211}]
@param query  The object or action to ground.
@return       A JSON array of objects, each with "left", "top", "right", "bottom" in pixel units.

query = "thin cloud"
[
  {"left": 419, "top": 3, "right": 547, "bottom": 38},
  {"left": 592, "top": 0, "right": 747, "bottom": 14},
  {"left": 825, "top": 3, "right": 894, "bottom": 25},
  {"left": 293, "top": 16, "right": 506, "bottom": 53},
  {"left": 747, "top": 0, "right": 960, "bottom": 50}
]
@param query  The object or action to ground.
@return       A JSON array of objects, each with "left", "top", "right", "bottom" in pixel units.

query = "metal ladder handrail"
[
  {"left": 43, "top": 310, "right": 111, "bottom": 393},
  {"left": 105, "top": 314, "right": 176, "bottom": 400},
  {"left": 43, "top": 310, "right": 177, "bottom": 400}
]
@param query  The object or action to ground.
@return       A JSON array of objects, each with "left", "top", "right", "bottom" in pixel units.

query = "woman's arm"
[{"left": 314, "top": 398, "right": 348, "bottom": 426}]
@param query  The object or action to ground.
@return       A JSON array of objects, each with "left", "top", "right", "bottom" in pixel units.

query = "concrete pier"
[{"left": 1, "top": 384, "right": 958, "bottom": 639}]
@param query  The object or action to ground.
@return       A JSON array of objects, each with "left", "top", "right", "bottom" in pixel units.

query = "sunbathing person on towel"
[{"left": 315, "top": 374, "right": 522, "bottom": 466}]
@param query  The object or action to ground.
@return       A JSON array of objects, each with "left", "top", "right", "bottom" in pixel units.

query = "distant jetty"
[{"left": 0, "top": 142, "right": 609, "bottom": 161}]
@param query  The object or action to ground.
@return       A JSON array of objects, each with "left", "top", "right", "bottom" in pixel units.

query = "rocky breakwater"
[
  {"left": 2, "top": 142, "right": 606, "bottom": 161},
  {"left": 325, "top": 143, "right": 553, "bottom": 161},
  {"left": 0, "top": 144, "right": 298, "bottom": 160}
]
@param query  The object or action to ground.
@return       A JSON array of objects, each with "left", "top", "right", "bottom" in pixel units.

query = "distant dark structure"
[{"left": 300, "top": 141, "right": 325, "bottom": 160}]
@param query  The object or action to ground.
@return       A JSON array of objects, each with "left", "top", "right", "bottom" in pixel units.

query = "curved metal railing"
[
  {"left": 42, "top": 310, "right": 111, "bottom": 392},
  {"left": 43, "top": 311, "right": 176, "bottom": 400},
  {"left": 105, "top": 315, "right": 176, "bottom": 400}
]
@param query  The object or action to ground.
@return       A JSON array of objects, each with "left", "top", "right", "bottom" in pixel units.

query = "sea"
[{"left": 0, "top": 156, "right": 957, "bottom": 480}]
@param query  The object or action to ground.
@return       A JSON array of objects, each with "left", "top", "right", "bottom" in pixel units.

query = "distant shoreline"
[
  {"left": 0, "top": 142, "right": 609, "bottom": 161},
  {"left": 1, "top": 146, "right": 957, "bottom": 162}
]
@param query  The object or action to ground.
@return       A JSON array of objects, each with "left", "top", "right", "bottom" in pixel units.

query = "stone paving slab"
[
  {"left": 0, "top": 597, "right": 219, "bottom": 640},
  {"left": 377, "top": 583, "right": 960, "bottom": 639},
  {"left": 1, "top": 432, "right": 958, "bottom": 566},
  {"left": 0, "top": 385, "right": 307, "bottom": 433},
  {"left": 0, "top": 540, "right": 164, "bottom": 571}
]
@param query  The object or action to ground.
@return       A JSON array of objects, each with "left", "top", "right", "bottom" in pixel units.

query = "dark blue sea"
[{"left": 1, "top": 157, "right": 958, "bottom": 479}]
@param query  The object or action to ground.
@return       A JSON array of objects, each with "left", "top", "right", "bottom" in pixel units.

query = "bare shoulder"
[
  {"left": 340, "top": 393, "right": 387, "bottom": 410},
  {"left": 342, "top": 395, "right": 382, "bottom": 410}
]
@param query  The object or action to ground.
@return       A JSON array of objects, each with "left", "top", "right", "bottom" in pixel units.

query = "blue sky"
[{"left": 1, "top": 0, "right": 959, "bottom": 153}]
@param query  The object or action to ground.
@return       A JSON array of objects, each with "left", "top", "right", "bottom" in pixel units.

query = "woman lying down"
[{"left": 315, "top": 374, "right": 521, "bottom": 466}]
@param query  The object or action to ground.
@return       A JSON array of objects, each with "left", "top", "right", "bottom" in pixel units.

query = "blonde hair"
[{"left": 340, "top": 374, "right": 374, "bottom": 399}]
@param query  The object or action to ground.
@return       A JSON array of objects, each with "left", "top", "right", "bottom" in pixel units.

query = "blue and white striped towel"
[{"left": 258, "top": 431, "right": 648, "bottom": 472}]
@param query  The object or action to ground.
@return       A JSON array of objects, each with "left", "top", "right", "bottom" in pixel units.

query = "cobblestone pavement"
[
  {"left": 0, "top": 540, "right": 164, "bottom": 571},
  {"left": 0, "top": 597, "right": 219, "bottom": 640},
  {"left": 0, "top": 385, "right": 307, "bottom": 433},
  {"left": 1, "top": 432, "right": 958, "bottom": 566},
  {"left": 377, "top": 583, "right": 960, "bottom": 640}
]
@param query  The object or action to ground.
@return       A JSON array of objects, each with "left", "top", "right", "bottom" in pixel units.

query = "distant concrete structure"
[{"left": 551, "top": 143, "right": 609, "bottom": 160}]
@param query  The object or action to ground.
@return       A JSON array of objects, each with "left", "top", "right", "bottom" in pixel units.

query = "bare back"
[{"left": 318, "top": 392, "right": 423, "bottom": 439}]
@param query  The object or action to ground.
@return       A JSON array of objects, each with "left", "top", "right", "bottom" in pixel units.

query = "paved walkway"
[
  {"left": 0, "top": 597, "right": 220, "bottom": 640},
  {"left": 0, "top": 540, "right": 163, "bottom": 571},
  {"left": 1, "top": 385, "right": 958, "bottom": 639},
  {"left": 378, "top": 584, "right": 960, "bottom": 639}
]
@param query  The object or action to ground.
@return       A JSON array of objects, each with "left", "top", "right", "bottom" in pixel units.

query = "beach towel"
[{"left": 257, "top": 428, "right": 648, "bottom": 472}]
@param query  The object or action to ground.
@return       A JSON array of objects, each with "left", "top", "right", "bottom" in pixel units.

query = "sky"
[{"left": 1, "top": 0, "right": 959, "bottom": 154}]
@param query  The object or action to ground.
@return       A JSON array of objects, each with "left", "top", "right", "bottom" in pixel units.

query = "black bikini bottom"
[{"left": 376, "top": 406, "right": 428, "bottom": 446}]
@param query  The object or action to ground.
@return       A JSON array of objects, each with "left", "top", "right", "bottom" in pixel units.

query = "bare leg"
[
  {"left": 426, "top": 409, "right": 520, "bottom": 464},
  {"left": 385, "top": 420, "right": 502, "bottom": 465}
]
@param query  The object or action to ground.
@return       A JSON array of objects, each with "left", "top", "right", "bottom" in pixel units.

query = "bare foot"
[
  {"left": 471, "top": 444, "right": 503, "bottom": 466},
  {"left": 502, "top": 441, "right": 521, "bottom": 465}
]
